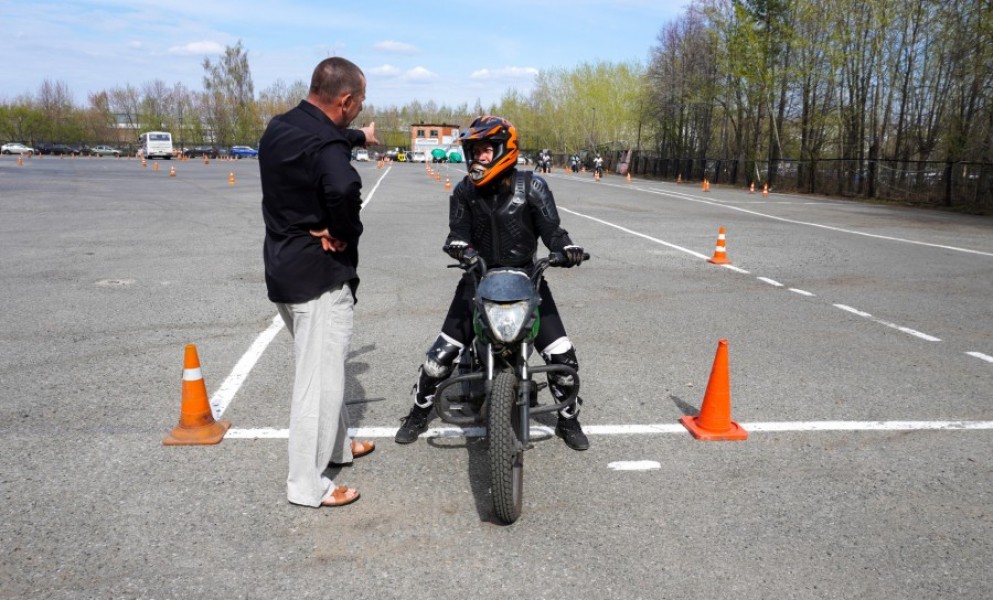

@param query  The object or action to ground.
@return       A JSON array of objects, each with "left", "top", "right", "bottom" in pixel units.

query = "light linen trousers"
[{"left": 276, "top": 283, "right": 355, "bottom": 506}]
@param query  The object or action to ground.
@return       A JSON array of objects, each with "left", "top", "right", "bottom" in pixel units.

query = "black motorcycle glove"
[
  {"left": 562, "top": 245, "right": 585, "bottom": 267},
  {"left": 445, "top": 241, "right": 469, "bottom": 261}
]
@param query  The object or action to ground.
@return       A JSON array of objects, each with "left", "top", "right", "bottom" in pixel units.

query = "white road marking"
[
  {"left": 789, "top": 288, "right": 816, "bottom": 297},
  {"left": 574, "top": 178, "right": 993, "bottom": 258},
  {"left": 210, "top": 314, "right": 284, "bottom": 418},
  {"left": 224, "top": 420, "right": 993, "bottom": 440},
  {"left": 833, "top": 304, "right": 941, "bottom": 341},
  {"left": 966, "top": 351, "right": 993, "bottom": 363},
  {"left": 609, "top": 461, "right": 662, "bottom": 471},
  {"left": 560, "top": 207, "right": 949, "bottom": 346}
]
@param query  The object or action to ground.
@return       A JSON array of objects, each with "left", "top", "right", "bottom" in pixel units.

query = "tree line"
[{"left": 2, "top": 1, "right": 990, "bottom": 211}]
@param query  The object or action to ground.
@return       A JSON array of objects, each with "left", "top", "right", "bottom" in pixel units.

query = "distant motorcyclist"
[
  {"left": 593, "top": 154, "right": 604, "bottom": 178},
  {"left": 394, "top": 116, "right": 590, "bottom": 450},
  {"left": 538, "top": 148, "right": 552, "bottom": 173}
]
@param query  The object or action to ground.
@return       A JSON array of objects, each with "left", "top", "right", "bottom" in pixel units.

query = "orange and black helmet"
[{"left": 459, "top": 115, "right": 519, "bottom": 187}]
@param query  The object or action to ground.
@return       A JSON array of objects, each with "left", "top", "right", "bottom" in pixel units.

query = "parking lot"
[{"left": 2, "top": 154, "right": 992, "bottom": 598}]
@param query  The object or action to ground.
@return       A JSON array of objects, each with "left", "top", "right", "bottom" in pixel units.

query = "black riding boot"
[
  {"left": 395, "top": 368, "right": 441, "bottom": 444},
  {"left": 546, "top": 348, "right": 590, "bottom": 451}
]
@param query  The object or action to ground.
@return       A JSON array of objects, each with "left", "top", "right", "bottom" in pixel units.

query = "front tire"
[{"left": 488, "top": 370, "right": 524, "bottom": 524}]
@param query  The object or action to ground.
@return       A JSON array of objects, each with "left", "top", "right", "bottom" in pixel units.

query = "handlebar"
[{"left": 442, "top": 245, "right": 590, "bottom": 278}]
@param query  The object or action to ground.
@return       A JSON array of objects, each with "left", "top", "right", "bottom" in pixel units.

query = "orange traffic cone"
[
  {"left": 163, "top": 344, "right": 231, "bottom": 445},
  {"left": 677, "top": 174, "right": 682, "bottom": 184},
  {"left": 762, "top": 183, "right": 769, "bottom": 197},
  {"left": 16, "top": 155, "right": 24, "bottom": 166},
  {"left": 228, "top": 171, "right": 235, "bottom": 186},
  {"left": 708, "top": 227, "right": 731, "bottom": 265},
  {"left": 445, "top": 176, "right": 451, "bottom": 191},
  {"left": 141, "top": 158, "right": 147, "bottom": 168},
  {"left": 169, "top": 165, "right": 176, "bottom": 177},
  {"left": 153, "top": 162, "right": 159, "bottom": 172},
  {"left": 702, "top": 178, "right": 710, "bottom": 192},
  {"left": 626, "top": 172, "right": 632, "bottom": 184},
  {"left": 680, "top": 339, "right": 747, "bottom": 441},
  {"left": 749, "top": 181, "right": 755, "bottom": 194},
  {"left": 204, "top": 155, "right": 209, "bottom": 165}
]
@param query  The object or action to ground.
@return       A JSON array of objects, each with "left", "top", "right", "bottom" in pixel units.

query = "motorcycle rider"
[
  {"left": 538, "top": 148, "right": 552, "bottom": 173},
  {"left": 593, "top": 153, "right": 604, "bottom": 177},
  {"left": 394, "top": 115, "right": 590, "bottom": 450}
]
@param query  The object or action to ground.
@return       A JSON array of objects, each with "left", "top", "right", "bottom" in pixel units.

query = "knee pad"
[
  {"left": 422, "top": 334, "right": 463, "bottom": 379},
  {"left": 545, "top": 346, "right": 579, "bottom": 398}
]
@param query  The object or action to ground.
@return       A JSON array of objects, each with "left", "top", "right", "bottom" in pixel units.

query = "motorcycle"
[
  {"left": 593, "top": 159, "right": 604, "bottom": 179},
  {"left": 431, "top": 247, "right": 589, "bottom": 524}
]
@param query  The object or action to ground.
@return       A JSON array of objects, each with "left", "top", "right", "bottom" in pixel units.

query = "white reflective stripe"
[
  {"left": 439, "top": 332, "right": 465, "bottom": 349},
  {"left": 541, "top": 336, "right": 572, "bottom": 356},
  {"left": 183, "top": 367, "right": 203, "bottom": 381}
]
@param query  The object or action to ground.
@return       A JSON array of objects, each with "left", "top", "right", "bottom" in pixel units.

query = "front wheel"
[{"left": 488, "top": 370, "right": 524, "bottom": 524}]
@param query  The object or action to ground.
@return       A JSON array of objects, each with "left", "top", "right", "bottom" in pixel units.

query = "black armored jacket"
[{"left": 447, "top": 169, "right": 573, "bottom": 268}]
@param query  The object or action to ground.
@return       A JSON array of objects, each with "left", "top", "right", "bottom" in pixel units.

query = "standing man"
[{"left": 259, "top": 57, "right": 379, "bottom": 508}]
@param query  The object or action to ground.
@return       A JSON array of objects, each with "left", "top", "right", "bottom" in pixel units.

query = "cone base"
[
  {"left": 708, "top": 256, "right": 731, "bottom": 265},
  {"left": 163, "top": 419, "right": 231, "bottom": 446},
  {"left": 679, "top": 415, "right": 748, "bottom": 441}
]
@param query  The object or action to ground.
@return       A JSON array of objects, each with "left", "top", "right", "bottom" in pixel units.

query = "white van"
[{"left": 138, "top": 131, "right": 173, "bottom": 159}]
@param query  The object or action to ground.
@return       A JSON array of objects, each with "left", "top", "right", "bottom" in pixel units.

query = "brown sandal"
[
  {"left": 329, "top": 440, "right": 375, "bottom": 467},
  {"left": 351, "top": 440, "right": 375, "bottom": 458},
  {"left": 320, "top": 485, "right": 360, "bottom": 507}
]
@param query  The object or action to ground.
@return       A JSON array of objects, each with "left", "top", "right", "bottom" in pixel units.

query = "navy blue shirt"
[{"left": 259, "top": 100, "right": 366, "bottom": 304}]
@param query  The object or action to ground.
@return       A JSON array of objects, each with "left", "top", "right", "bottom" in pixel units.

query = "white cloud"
[
  {"left": 403, "top": 66, "right": 437, "bottom": 82},
  {"left": 370, "top": 64, "right": 402, "bottom": 77},
  {"left": 168, "top": 41, "right": 225, "bottom": 55},
  {"left": 469, "top": 66, "right": 539, "bottom": 80},
  {"left": 374, "top": 40, "right": 419, "bottom": 53}
]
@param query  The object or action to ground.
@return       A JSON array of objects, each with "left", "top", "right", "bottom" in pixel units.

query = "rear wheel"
[{"left": 488, "top": 371, "right": 524, "bottom": 523}]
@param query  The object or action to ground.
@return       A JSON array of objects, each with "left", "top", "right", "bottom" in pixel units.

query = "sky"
[{"left": 0, "top": 0, "right": 690, "bottom": 108}]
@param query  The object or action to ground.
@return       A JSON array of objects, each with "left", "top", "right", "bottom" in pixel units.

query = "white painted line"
[
  {"left": 558, "top": 207, "right": 710, "bottom": 260},
  {"left": 224, "top": 420, "right": 993, "bottom": 439},
  {"left": 210, "top": 314, "right": 284, "bottom": 419},
  {"left": 608, "top": 461, "right": 662, "bottom": 471},
  {"left": 789, "top": 288, "right": 815, "bottom": 297},
  {"left": 833, "top": 303, "right": 941, "bottom": 342},
  {"left": 215, "top": 169, "right": 391, "bottom": 418},
  {"left": 757, "top": 276, "right": 784, "bottom": 287},
  {"left": 361, "top": 166, "right": 391, "bottom": 209},
  {"left": 834, "top": 303, "right": 872, "bottom": 318},
  {"left": 722, "top": 264, "right": 751, "bottom": 274},
  {"left": 612, "top": 183, "right": 993, "bottom": 258},
  {"left": 966, "top": 351, "right": 993, "bottom": 363}
]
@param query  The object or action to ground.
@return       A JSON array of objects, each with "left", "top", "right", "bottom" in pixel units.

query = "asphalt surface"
[{"left": 2, "top": 153, "right": 992, "bottom": 599}]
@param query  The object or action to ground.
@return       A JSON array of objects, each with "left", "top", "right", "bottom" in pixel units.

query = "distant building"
[{"left": 409, "top": 123, "right": 461, "bottom": 154}]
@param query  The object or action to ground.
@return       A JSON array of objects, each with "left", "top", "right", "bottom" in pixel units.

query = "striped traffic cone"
[
  {"left": 163, "top": 344, "right": 230, "bottom": 445},
  {"left": 707, "top": 227, "right": 731, "bottom": 265}
]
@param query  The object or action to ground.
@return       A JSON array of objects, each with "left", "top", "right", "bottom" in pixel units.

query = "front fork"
[{"left": 481, "top": 341, "right": 533, "bottom": 448}]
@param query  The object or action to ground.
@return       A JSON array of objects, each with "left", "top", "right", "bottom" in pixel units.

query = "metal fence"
[{"left": 547, "top": 149, "right": 993, "bottom": 214}]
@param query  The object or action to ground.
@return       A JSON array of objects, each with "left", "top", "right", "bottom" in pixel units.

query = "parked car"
[
  {"left": 409, "top": 151, "right": 427, "bottom": 163},
  {"left": 36, "top": 143, "right": 75, "bottom": 155},
  {"left": 187, "top": 146, "right": 221, "bottom": 159},
  {"left": 354, "top": 149, "right": 370, "bottom": 161},
  {"left": 230, "top": 145, "right": 258, "bottom": 159},
  {"left": 1, "top": 142, "right": 36, "bottom": 155},
  {"left": 89, "top": 145, "right": 122, "bottom": 157}
]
